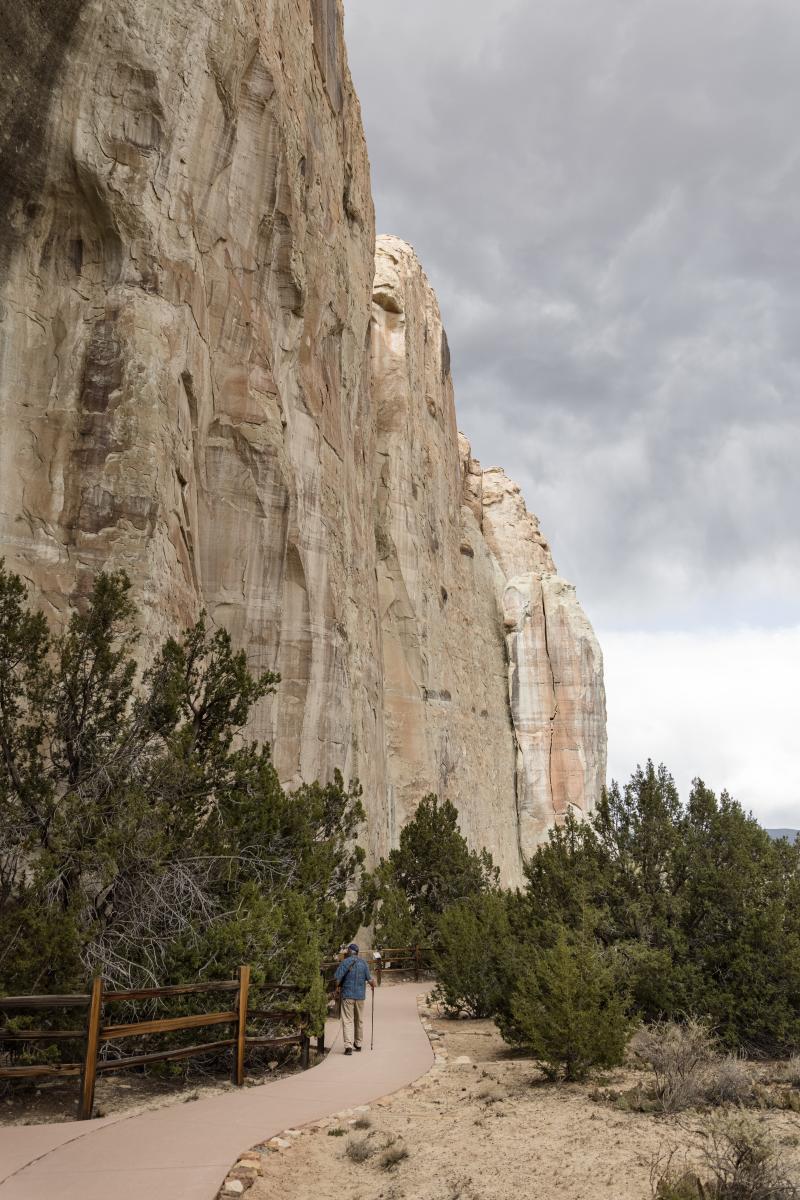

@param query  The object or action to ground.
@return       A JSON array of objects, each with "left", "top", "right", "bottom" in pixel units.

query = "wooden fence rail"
[
  {"left": 373, "top": 945, "right": 433, "bottom": 985},
  {"left": 0, "top": 967, "right": 320, "bottom": 1120},
  {"left": 321, "top": 947, "right": 434, "bottom": 988}
]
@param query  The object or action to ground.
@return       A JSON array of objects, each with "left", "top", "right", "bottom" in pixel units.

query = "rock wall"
[
  {"left": 370, "top": 237, "right": 520, "bottom": 879},
  {"left": 0, "top": 0, "right": 605, "bottom": 881},
  {"left": 0, "top": 0, "right": 391, "bottom": 859}
]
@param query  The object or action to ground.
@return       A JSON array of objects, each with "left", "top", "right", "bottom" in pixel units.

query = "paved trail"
[{"left": 0, "top": 983, "right": 432, "bottom": 1200}]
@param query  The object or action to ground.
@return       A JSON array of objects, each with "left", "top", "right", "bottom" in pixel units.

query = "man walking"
[{"left": 334, "top": 942, "right": 375, "bottom": 1055}]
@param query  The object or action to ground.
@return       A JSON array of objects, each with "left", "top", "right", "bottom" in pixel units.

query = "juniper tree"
[
  {"left": 505, "top": 925, "right": 633, "bottom": 1081},
  {"left": 0, "top": 561, "right": 368, "bottom": 998},
  {"left": 376, "top": 793, "right": 499, "bottom": 944},
  {"left": 504, "top": 762, "right": 800, "bottom": 1056}
]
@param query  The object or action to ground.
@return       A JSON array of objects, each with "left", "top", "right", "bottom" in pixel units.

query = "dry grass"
[
  {"left": 632, "top": 1020, "right": 717, "bottom": 1112},
  {"left": 782, "top": 1058, "right": 800, "bottom": 1089},
  {"left": 380, "top": 1139, "right": 410, "bottom": 1171},
  {"left": 704, "top": 1056, "right": 754, "bottom": 1107},
  {"left": 345, "top": 1135, "right": 377, "bottom": 1163},
  {"left": 652, "top": 1112, "right": 800, "bottom": 1199}
]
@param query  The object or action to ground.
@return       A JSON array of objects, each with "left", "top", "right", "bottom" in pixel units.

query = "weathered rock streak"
[{"left": 0, "top": 0, "right": 605, "bottom": 880}]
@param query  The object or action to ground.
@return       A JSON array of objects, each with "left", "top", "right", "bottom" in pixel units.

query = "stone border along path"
[
  {"left": 217, "top": 990, "right": 455, "bottom": 1197},
  {"left": 0, "top": 982, "right": 433, "bottom": 1200}
]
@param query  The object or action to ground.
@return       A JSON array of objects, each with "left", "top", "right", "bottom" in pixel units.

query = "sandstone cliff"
[
  {"left": 370, "top": 237, "right": 606, "bottom": 871},
  {"left": 0, "top": 0, "right": 605, "bottom": 881}
]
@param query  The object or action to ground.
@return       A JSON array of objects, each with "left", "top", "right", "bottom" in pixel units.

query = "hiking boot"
[
  {"left": 344, "top": 1047, "right": 353, "bottom": 1055},
  {"left": 354, "top": 1045, "right": 362, "bottom": 1052}
]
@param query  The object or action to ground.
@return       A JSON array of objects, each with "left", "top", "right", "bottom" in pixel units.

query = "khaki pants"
[{"left": 341, "top": 997, "right": 365, "bottom": 1050}]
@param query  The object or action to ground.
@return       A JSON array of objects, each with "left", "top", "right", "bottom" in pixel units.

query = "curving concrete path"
[{"left": 0, "top": 982, "right": 433, "bottom": 1200}]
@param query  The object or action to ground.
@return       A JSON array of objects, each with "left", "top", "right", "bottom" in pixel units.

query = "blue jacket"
[{"left": 334, "top": 955, "right": 373, "bottom": 1000}]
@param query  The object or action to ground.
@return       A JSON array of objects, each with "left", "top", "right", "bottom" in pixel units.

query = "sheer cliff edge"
[{"left": 0, "top": 0, "right": 605, "bottom": 883}]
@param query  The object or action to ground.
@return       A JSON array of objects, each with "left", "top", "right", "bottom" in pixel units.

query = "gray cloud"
[{"left": 345, "top": 0, "right": 800, "bottom": 630}]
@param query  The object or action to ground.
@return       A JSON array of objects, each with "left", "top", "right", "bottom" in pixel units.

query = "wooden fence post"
[
  {"left": 414, "top": 945, "right": 420, "bottom": 982},
  {"left": 78, "top": 977, "right": 103, "bottom": 1120},
  {"left": 233, "top": 964, "right": 250, "bottom": 1087},
  {"left": 300, "top": 1029, "right": 310, "bottom": 1069}
]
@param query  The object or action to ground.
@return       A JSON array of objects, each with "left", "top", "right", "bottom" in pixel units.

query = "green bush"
[
  {"left": 374, "top": 793, "right": 498, "bottom": 946},
  {"left": 432, "top": 892, "right": 512, "bottom": 1017},
  {"left": 372, "top": 879, "right": 421, "bottom": 950},
  {"left": 512, "top": 763, "right": 800, "bottom": 1056},
  {"left": 505, "top": 925, "right": 634, "bottom": 1081},
  {"left": 0, "top": 562, "right": 369, "bottom": 1003}
]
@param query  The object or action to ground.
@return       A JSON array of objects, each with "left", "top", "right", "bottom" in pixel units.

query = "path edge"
[{"left": 215, "top": 988, "right": 440, "bottom": 1199}]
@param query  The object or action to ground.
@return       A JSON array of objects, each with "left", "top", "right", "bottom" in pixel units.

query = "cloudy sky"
[{"left": 345, "top": 0, "right": 799, "bottom": 827}]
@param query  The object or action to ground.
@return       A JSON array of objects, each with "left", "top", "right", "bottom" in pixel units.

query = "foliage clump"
[
  {"left": 503, "top": 762, "right": 800, "bottom": 1058},
  {"left": 389, "top": 760, "right": 800, "bottom": 1078},
  {"left": 433, "top": 892, "right": 512, "bottom": 1017},
  {"left": 372, "top": 792, "right": 498, "bottom": 949},
  {"left": 0, "top": 562, "right": 368, "bottom": 1017},
  {"left": 503, "top": 925, "right": 634, "bottom": 1081}
]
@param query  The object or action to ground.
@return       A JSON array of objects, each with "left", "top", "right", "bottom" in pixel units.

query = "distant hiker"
[{"left": 334, "top": 942, "right": 375, "bottom": 1055}]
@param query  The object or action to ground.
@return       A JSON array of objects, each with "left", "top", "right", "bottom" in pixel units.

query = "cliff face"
[
  {"left": 0, "top": 0, "right": 605, "bottom": 881},
  {"left": 370, "top": 237, "right": 520, "bottom": 878},
  {"left": 370, "top": 237, "right": 606, "bottom": 874},
  {"left": 0, "top": 0, "right": 387, "bottom": 856}
]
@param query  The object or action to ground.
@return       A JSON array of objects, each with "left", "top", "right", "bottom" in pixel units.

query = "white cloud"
[
  {"left": 601, "top": 626, "right": 800, "bottom": 827},
  {"left": 345, "top": 3, "right": 800, "bottom": 824},
  {"left": 345, "top": 0, "right": 800, "bottom": 632}
]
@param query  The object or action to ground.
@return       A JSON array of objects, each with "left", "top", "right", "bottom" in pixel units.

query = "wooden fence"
[
  {"left": 0, "top": 967, "right": 320, "bottom": 1120},
  {"left": 373, "top": 946, "right": 432, "bottom": 985},
  {"left": 320, "top": 946, "right": 432, "bottom": 992}
]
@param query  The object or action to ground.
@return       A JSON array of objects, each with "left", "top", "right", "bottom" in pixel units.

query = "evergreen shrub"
[{"left": 505, "top": 925, "right": 634, "bottom": 1081}]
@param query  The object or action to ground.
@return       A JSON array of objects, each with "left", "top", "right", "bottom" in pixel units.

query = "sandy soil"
[{"left": 248, "top": 1005, "right": 800, "bottom": 1200}]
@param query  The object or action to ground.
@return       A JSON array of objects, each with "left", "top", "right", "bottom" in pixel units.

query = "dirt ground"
[
  {"left": 0, "top": 1053, "right": 308, "bottom": 1126},
  {"left": 248, "top": 1004, "right": 800, "bottom": 1200}
]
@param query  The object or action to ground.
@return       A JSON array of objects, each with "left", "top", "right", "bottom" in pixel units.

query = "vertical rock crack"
[{"left": 540, "top": 584, "right": 559, "bottom": 821}]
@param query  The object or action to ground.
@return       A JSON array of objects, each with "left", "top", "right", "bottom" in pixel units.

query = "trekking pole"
[{"left": 371, "top": 986, "right": 375, "bottom": 1051}]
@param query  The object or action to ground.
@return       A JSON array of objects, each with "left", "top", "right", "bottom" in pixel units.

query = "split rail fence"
[
  {"left": 0, "top": 966, "right": 321, "bottom": 1120},
  {"left": 321, "top": 947, "right": 433, "bottom": 989},
  {"left": 373, "top": 945, "right": 433, "bottom": 985}
]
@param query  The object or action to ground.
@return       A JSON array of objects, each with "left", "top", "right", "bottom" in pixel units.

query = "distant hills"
[{"left": 766, "top": 828, "right": 799, "bottom": 842}]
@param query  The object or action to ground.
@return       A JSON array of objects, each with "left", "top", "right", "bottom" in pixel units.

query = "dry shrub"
[
  {"left": 353, "top": 1115, "right": 372, "bottom": 1130},
  {"left": 651, "top": 1113, "right": 799, "bottom": 1199},
  {"left": 782, "top": 1058, "right": 800, "bottom": 1088},
  {"left": 346, "top": 1135, "right": 377, "bottom": 1163},
  {"left": 633, "top": 1019, "right": 717, "bottom": 1112},
  {"left": 774, "top": 1091, "right": 800, "bottom": 1114},
  {"left": 380, "top": 1139, "right": 410, "bottom": 1171},
  {"left": 652, "top": 1172, "right": 705, "bottom": 1200},
  {"left": 705, "top": 1056, "right": 754, "bottom": 1107},
  {"left": 700, "top": 1111, "right": 799, "bottom": 1198}
]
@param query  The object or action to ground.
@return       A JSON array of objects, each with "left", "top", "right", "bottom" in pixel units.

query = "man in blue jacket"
[{"left": 334, "top": 942, "right": 375, "bottom": 1055}]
